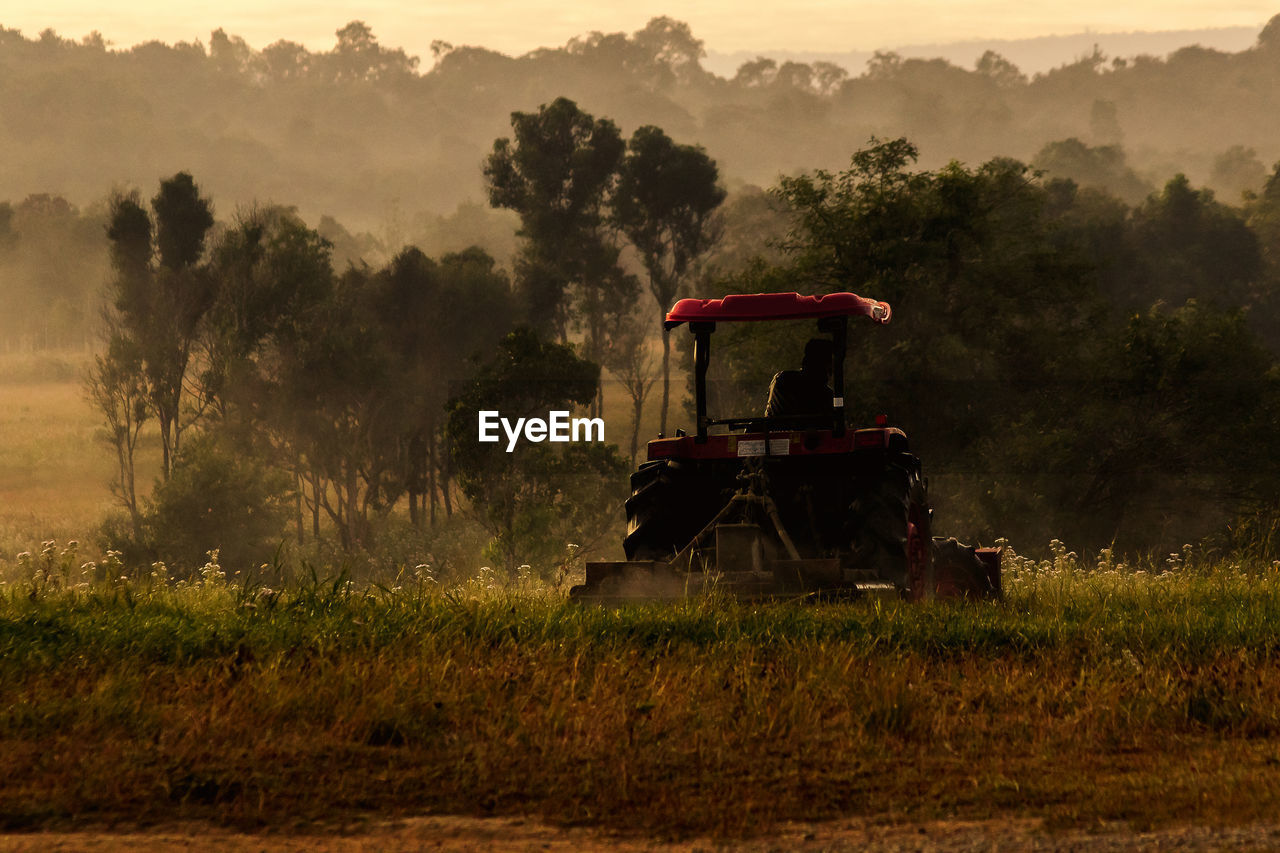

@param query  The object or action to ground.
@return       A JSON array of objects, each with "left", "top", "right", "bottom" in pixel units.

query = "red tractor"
[{"left": 570, "top": 292, "right": 1000, "bottom": 603}]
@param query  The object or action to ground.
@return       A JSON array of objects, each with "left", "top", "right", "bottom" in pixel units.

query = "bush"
[
  {"left": 141, "top": 432, "right": 292, "bottom": 573},
  {"left": 94, "top": 510, "right": 157, "bottom": 573}
]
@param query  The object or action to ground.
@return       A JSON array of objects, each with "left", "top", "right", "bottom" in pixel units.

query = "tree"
[
  {"left": 1246, "top": 162, "right": 1280, "bottom": 273},
  {"left": 0, "top": 202, "right": 14, "bottom": 254},
  {"left": 980, "top": 302, "right": 1280, "bottom": 550},
  {"left": 1033, "top": 138, "right": 1152, "bottom": 205},
  {"left": 214, "top": 234, "right": 516, "bottom": 548},
  {"left": 603, "top": 316, "right": 657, "bottom": 464},
  {"left": 366, "top": 245, "right": 516, "bottom": 526},
  {"left": 614, "top": 124, "right": 725, "bottom": 436},
  {"left": 733, "top": 57, "right": 777, "bottom": 87},
  {"left": 101, "top": 173, "right": 217, "bottom": 480},
  {"left": 1257, "top": 13, "right": 1280, "bottom": 53},
  {"left": 974, "top": 50, "right": 1025, "bottom": 87},
  {"left": 209, "top": 28, "right": 252, "bottom": 76},
  {"left": 1210, "top": 145, "right": 1267, "bottom": 202},
  {"left": 0, "top": 194, "right": 106, "bottom": 350},
  {"left": 484, "top": 97, "right": 638, "bottom": 413},
  {"left": 201, "top": 205, "right": 335, "bottom": 417},
  {"left": 325, "top": 21, "right": 418, "bottom": 82},
  {"left": 146, "top": 430, "right": 292, "bottom": 572},
  {"left": 261, "top": 262, "right": 402, "bottom": 549},
  {"left": 1130, "top": 174, "right": 1263, "bottom": 311},
  {"left": 775, "top": 61, "right": 815, "bottom": 91},
  {"left": 153, "top": 172, "right": 215, "bottom": 271},
  {"left": 104, "top": 192, "right": 152, "bottom": 297},
  {"left": 260, "top": 39, "right": 312, "bottom": 80},
  {"left": 1089, "top": 99, "right": 1122, "bottom": 146},
  {"left": 86, "top": 333, "right": 150, "bottom": 532},
  {"left": 631, "top": 16, "right": 705, "bottom": 85},
  {"left": 810, "top": 61, "right": 849, "bottom": 95}
]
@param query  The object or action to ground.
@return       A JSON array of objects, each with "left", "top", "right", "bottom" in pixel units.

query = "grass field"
[
  {"left": 0, "top": 352, "right": 165, "bottom": 562},
  {"left": 3, "top": 550, "right": 1280, "bottom": 842}
]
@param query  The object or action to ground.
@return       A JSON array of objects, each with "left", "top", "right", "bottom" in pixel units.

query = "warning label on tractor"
[{"left": 737, "top": 439, "right": 790, "bottom": 457}]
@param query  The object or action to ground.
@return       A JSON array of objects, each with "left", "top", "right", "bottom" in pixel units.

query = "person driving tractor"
[{"left": 764, "top": 337, "right": 834, "bottom": 420}]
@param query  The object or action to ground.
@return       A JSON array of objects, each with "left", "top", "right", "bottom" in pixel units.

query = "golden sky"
[{"left": 3, "top": 1, "right": 1275, "bottom": 57}]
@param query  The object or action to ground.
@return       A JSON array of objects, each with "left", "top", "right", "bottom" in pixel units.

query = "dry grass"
[
  {"left": 0, "top": 353, "right": 161, "bottom": 559},
  {"left": 2, "top": 559, "right": 1280, "bottom": 839}
]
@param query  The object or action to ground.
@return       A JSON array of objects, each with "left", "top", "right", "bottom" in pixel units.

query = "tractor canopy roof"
[{"left": 664, "top": 291, "right": 891, "bottom": 330}]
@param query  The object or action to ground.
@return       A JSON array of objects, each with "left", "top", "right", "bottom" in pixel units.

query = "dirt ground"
[{"left": 5, "top": 815, "right": 1280, "bottom": 852}]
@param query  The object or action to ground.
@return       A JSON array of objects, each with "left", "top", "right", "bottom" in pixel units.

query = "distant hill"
[
  {"left": 3, "top": 16, "right": 1280, "bottom": 235},
  {"left": 704, "top": 25, "right": 1263, "bottom": 78}
]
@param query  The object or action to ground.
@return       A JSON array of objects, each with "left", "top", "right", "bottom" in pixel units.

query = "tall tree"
[
  {"left": 103, "top": 173, "right": 217, "bottom": 479},
  {"left": 484, "top": 97, "right": 637, "bottom": 404},
  {"left": 201, "top": 205, "right": 335, "bottom": 416},
  {"left": 367, "top": 245, "right": 515, "bottom": 526},
  {"left": 199, "top": 206, "right": 337, "bottom": 543},
  {"left": 614, "top": 124, "right": 725, "bottom": 435},
  {"left": 265, "top": 263, "right": 400, "bottom": 549},
  {"left": 325, "top": 21, "right": 418, "bottom": 82}
]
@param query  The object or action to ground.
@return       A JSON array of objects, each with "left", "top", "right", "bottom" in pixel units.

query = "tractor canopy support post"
[
  {"left": 691, "top": 322, "right": 714, "bottom": 443},
  {"left": 819, "top": 315, "right": 847, "bottom": 437}
]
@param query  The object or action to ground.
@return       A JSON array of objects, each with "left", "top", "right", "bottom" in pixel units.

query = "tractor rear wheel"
[
  {"left": 623, "top": 459, "right": 731, "bottom": 561},
  {"left": 846, "top": 456, "right": 930, "bottom": 593}
]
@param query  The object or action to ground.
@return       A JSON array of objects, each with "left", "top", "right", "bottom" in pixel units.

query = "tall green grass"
[{"left": 3, "top": 543, "right": 1280, "bottom": 836}]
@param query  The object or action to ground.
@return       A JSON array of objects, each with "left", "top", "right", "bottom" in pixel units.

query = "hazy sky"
[{"left": 4, "top": 1, "right": 1275, "bottom": 58}]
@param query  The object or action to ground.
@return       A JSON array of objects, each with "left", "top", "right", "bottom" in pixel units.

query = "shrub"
[{"left": 142, "top": 432, "right": 292, "bottom": 573}]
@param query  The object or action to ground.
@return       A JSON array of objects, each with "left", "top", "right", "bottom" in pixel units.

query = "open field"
[
  {"left": 0, "top": 352, "right": 164, "bottom": 560},
  {"left": 3, "top": 555, "right": 1280, "bottom": 848}
]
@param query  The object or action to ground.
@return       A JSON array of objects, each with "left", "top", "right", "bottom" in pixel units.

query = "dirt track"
[{"left": 5, "top": 816, "right": 1280, "bottom": 852}]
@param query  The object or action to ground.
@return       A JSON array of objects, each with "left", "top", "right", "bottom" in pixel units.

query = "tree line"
[
  {"left": 714, "top": 138, "right": 1280, "bottom": 555},
  {"left": 81, "top": 90, "right": 1280, "bottom": 571},
  {"left": 89, "top": 176, "right": 536, "bottom": 571},
  {"left": 12, "top": 14, "right": 1280, "bottom": 359},
  {"left": 88, "top": 97, "right": 726, "bottom": 575},
  {"left": 7, "top": 15, "right": 1280, "bottom": 236}
]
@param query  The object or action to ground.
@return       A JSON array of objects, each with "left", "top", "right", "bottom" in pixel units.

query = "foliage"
[
  {"left": 362, "top": 244, "right": 517, "bottom": 525},
  {"left": 1033, "top": 137, "right": 1153, "bottom": 204},
  {"left": 86, "top": 175, "right": 531, "bottom": 558},
  {"left": 10, "top": 13, "right": 1280, "bottom": 244},
  {"left": 484, "top": 96, "right": 633, "bottom": 354},
  {"left": 614, "top": 124, "right": 726, "bottom": 435},
  {"left": 704, "top": 138, "right": 1280, "bottom": 553},
  {"left": 980, "top": 302, "right": 1280, "bottom": 550},
  {"left": 0, "top": 194, "right": 106, "bottom": 350},
  {"left": 1129, "top": 174, "right": 1264, "bottom": 311},
  {"left": 98, "top": 174, "right": 217, "bottom": 483},
  {"left": 145, "top": 431, "right": 292, "bottom": 573}
]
